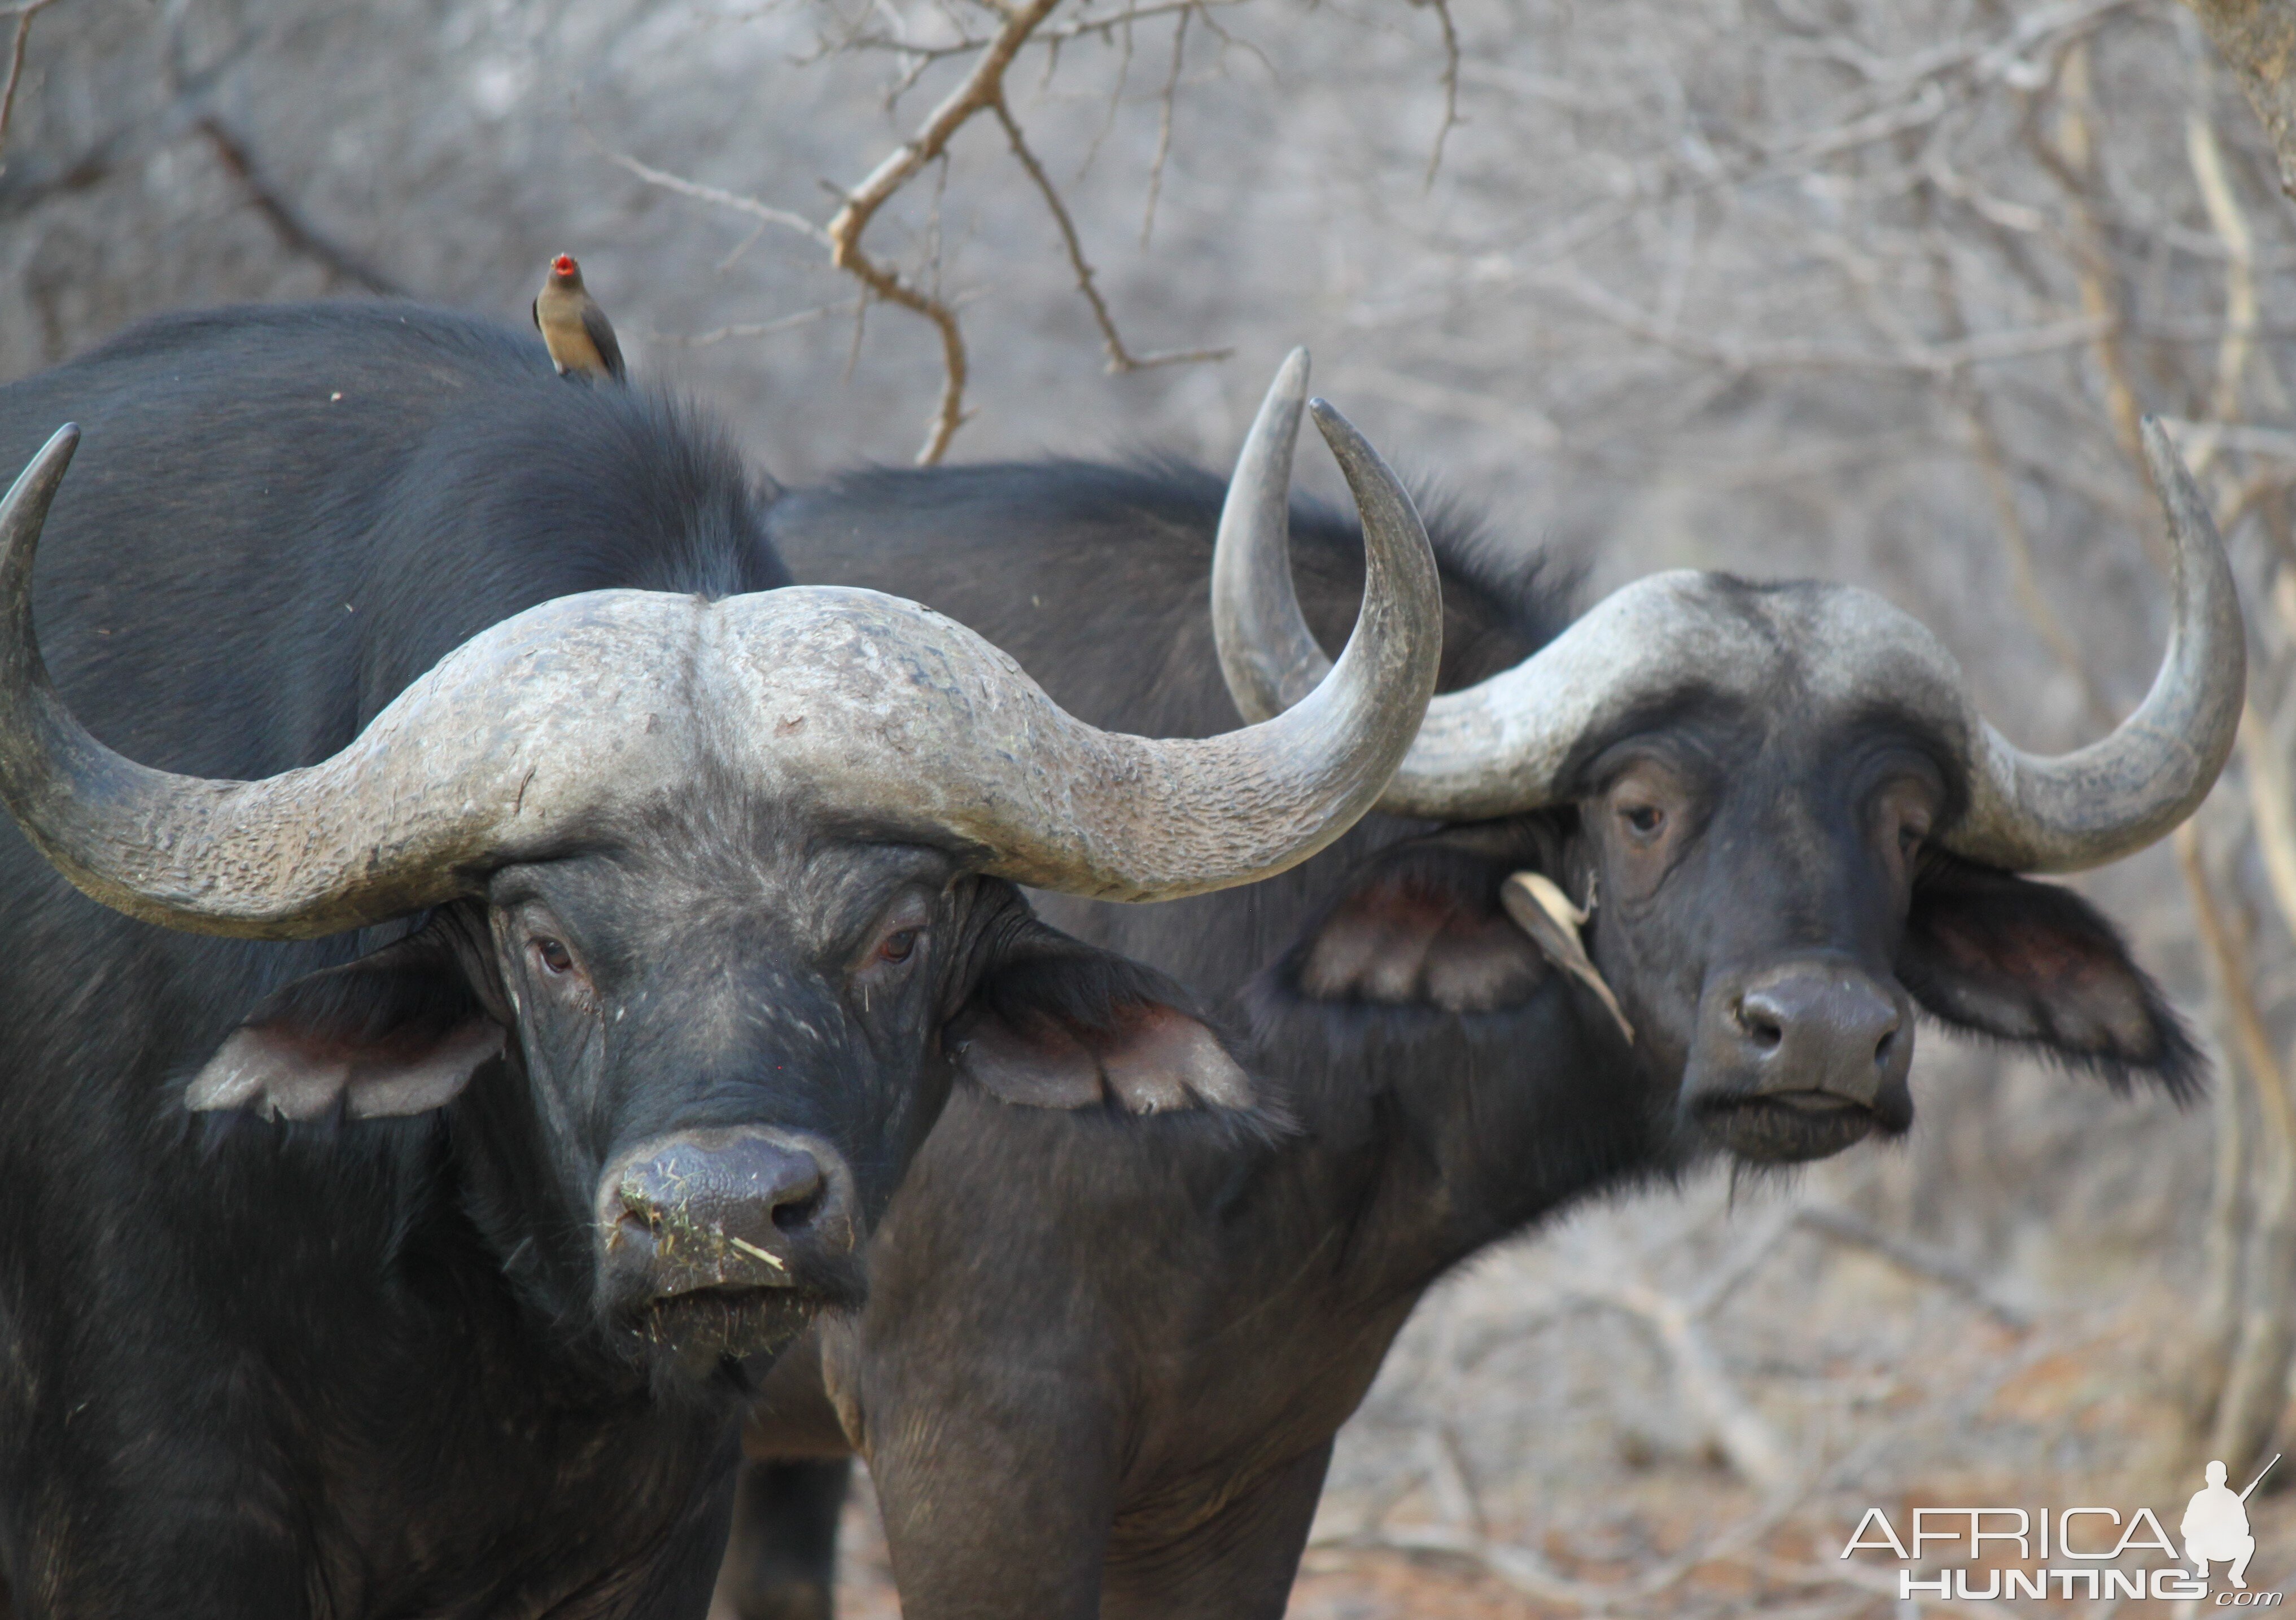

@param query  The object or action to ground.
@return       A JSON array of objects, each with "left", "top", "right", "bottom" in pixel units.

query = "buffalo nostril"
[
  {"left": 1734, "top": 997, "right": 1784, "bottom": 1052},
  {"left": 770, "top": 1185, "right": 825, "bottom": 1234},
  {"left": 598, "top": 1126, "right": 859, "bottom": 1304},
  {"left": 1875, "top": 1027, "right": 1899, "bottom": 1067}
]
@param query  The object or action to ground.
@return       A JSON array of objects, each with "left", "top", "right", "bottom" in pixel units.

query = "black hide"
[
  {"left": 723, "top": 458, "right": 2201, "bottom": 1620},
  {"left": 0, "top": 308, "right": 1262, "bottom": 1619}
]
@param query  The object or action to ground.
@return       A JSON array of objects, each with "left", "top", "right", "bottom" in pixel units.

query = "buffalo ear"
[
  {"left": 1897, "top": 856, "right": 2202, "bottom": 1097},
  {"left": 948, "top": 923, "right": 1261, "bottom": 1117},
  {"left": 1292, "top": 831, "right": 1549, "bottom": 1013},
  {"left": 187, "top": 909, "right": 506, "bottom": 1122}
]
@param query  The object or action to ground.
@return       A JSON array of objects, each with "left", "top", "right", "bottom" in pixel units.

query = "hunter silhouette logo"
[
  {"left": 2184, "top": 1456, "right": 2275, "bottom": 1591},
  {"left": 1841, "top": 1456, "right": 2284, "bottom": 1604}
]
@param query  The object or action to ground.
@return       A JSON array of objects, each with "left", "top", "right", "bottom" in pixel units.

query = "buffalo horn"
[
  {"left": 0, "top": 415, "right": 1440, "bottom": 937},
  {"left": 1213, "top": 357, "right": 2243, "bottom": 872}
]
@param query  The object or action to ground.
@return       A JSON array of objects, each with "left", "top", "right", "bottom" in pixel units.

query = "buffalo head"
[
  {"left": 0, "top": 411, "right": 1441, "bottom": 1365},
  {"left": 1218, "top": 352, "right": 2237, "bottom": 1164}
]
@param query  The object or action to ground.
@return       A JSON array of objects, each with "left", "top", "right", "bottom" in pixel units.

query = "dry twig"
[
  {"left": 2024, "top": 45, "right": 2147, "bottom": 459},
  {"left": 824, "top": 0, "right": 1062, "bottom": 462},
  {"left": 1570, "top": 1276, "right": 1795, "bottom": 1496},
  {"left": 638, "top": 299, "right": 862, "bottom": 349},
  {"left": 1918, "top": 190, "right": 2116, "bottom": 728},
  {"left": 2180, "top": 0, "right": 2296, "bottom": 198},
  {"left": 1792, "top": 1205, "right": 2032, "bottom": 1331},
  {"left": 604, "top": 0, "right": 1231, "bottom": 459},
  {"left": 842, "top": 0, "right": 1247, "bottom": 64},
  {"left": 992, "top": 97, "right": 1227, "bottom": 374},
  {"left": 1411, "top": 0, "right": 1461, "bottom": 185},
  {"left": 2187, "top": 106, "right": 2259, "bottom": 432},
  {"left": 0, "top": 0, "right": 60, "bottom": 178},
  {"left": 1139, "top": 3, "right": 1187, "bottom": 247},
  {"left": 2178, "top": 816, "right": 2296, "bottom": 1476},
  {"left": 591, "top": 139, "right": 830, "bottom": 250},
  {"left": 196, "top": 117, "right": 403, "bottom": 296}
]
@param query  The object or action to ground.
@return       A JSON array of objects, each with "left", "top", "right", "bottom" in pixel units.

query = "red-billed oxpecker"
[{"left": 532, "top": 253, "right": 625, "bottom": 382}]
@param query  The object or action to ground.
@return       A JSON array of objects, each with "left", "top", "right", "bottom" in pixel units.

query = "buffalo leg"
[
  {"left": 712, "top": 1457, "right": 851, "bottom": 1620},
  {"left": 866, "top": 1411, "right": 1116, "bottom": 1620},
  {"left": 1100, "top": 1441, "right": 1335, "bottom": 1620}
]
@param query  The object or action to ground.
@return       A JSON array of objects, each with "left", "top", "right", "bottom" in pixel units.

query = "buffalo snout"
[
  {"left": 1684, "top": 960, "right": 1915, "bottom": 1162},
  {"left": 599, "top": 1127, "right": 862, "bottom": 1357}
]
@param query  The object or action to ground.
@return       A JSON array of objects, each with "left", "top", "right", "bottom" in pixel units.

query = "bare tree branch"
[
  {"left": 588, "top": 137, "right": 830, "bottom": 249},
  {"left": 1139, "top": 3, "right": 1187, "bottom": 247},
  {"left": 2180, "top": 0, "right": 2296, "bottom": 198},
  {"left": 0, "top": 0, "right": 59, "bottom": 178},
  {"left": 2025, "top": 38, "right": 2155, "bottom": 551},
  {"left": 2177, "top": 815, "right": 2296, "bottom": 1477},
  {"left": 196, "top": 116, "right": 404, "bottom": 296},
  {"left": 1410, "top": 0, "right": 1461, "bottom": 185},
  {"left": 825, "top": 0, "right": 1061, "bottom": 462},
  {"left": 2187, "top": 105, "right": 2260, "bottom": 430},
  {"left": 992, "top": 95, "right": 1227, "bottom": 373},
  {"left": 601, "top": 0, "right": 1227, "bottom": 461},
  {"left": 841, "top": 0, "right": 1247, "bottom": 63},
  {"left": 1917, "top": 185, "right": 2118, "bottom": 728},
  {"left": 1529, "top": 261, "right": 2109, "bottom": 377},
  {"left": 1793, "top": 1205, "right": 2032, "bottom": 1331},
  {"left": 1571, "top": 1277, "right": 1795, "bottom": 1495},
  {"left": 638, "top": 299, "right": 861, "bottom": 348}
]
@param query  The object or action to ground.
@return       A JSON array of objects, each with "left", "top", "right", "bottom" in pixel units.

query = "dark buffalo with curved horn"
[
  {"left": 723, "top": 351, "right": 2238, "bottom": 1620},
  {"left": 0, "top": 308, "right": 1439, "bottom": 1618}
]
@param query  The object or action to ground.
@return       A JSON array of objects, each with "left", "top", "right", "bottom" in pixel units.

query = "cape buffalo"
[
  {"left": 724, "top": 352, "right": 2238, "bottom": 1619},
  {"left": 0, "top": 312, "right": 1442, "bottom": 1618}
]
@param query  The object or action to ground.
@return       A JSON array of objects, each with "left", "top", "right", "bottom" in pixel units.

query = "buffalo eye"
[
  {"left": 1875, "top": 773, "right": 1940, "bottom": 882},
  {"left": 878, "top": 927, "right": 921, "bottom": 965},
  {"left": 1621, "top": 803, "right": 1665, "bottom": 839},
  {"left": 532, "top": 937, "right": 574, "bottom": 977}
]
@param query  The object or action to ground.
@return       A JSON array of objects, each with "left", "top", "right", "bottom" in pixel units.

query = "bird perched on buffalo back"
[{"left": 532, "top": 253, "right": 626, "bottom": 383}]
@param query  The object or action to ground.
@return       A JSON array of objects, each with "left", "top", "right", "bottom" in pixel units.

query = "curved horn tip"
[
  {"left": 2137, "top": 415, "right": 2216, "bottom": 539},
  {"left": 2137, "top": 412, "right": 2176, "bottom": 471},
  {"left": 1306, "top": 398, "right": 1396, "bottom": 475},
  {"left": 1305, "top": 396, "right": 1354, "bottom": 445},
  {"left": 1272, "top": 346, "right": 1310, "bottom": 397},
  {"left": 5, "top": 424, "right": 82, "bottom": 513},
  {"left": 1305, "top": 400, "right": 1426, "bottom": 532},
  {"left": 2, "top": 426, "right": 82, "bottom": 590}
]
